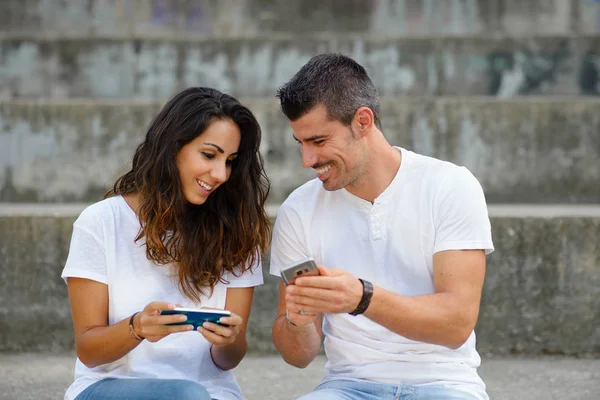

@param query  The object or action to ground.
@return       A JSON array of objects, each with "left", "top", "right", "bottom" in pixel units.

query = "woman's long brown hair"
[{"left": 106, "top": 87, "right": 271, "bottom": 303}]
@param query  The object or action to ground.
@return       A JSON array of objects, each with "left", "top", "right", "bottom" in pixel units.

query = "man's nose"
[{"left": 301, "top": 146, "right": 318, "bottom": 168}]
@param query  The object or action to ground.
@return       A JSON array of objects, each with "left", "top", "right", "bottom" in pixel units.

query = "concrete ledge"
[
  {"left": 1, "top": 98, "right": 599, "bottom": 203},
  {"left": 1, "top": 0, "right": 597, "bottom": 39},
  {"left": 1, "top": 35, "right": 600, "bottom": 99},
  {"left": 0, "top": 205, "right": 599, "bottom": 355},
  {"left": 3, "top": 203, "right": 600, "bottom": 218}
]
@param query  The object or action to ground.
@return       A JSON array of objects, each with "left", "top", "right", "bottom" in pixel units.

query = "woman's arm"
[
  {"left": 204, "top": 287, "right": 255, "bottom": 370},
  {"left": 68, "top": 277, "right": 193, "bottom": 368},
  {"left": 68, "top": 277, "right": 139, "bottom": 368}
]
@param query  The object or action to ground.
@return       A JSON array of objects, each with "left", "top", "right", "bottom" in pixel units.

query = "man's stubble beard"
[{"left": 323, "top": 132, "right": 368, "bottom": 192}]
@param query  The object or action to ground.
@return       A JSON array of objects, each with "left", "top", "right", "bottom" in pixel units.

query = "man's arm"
[
  {"left": 268, "top": 200, "right": 323, "bottom": 368},
  {"left": 364, "top": 249, "right": 485, "bottom": 348},
  {"left": 272, "top": 281, "right": 323, "bottom": 368},
  {"left": 286, "top": 249, "right": 486, "bottom": 349}
]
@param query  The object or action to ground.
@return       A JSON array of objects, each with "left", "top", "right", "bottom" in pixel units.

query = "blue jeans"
[
  {"left": 297, "top": 379, "right": 481, "bottom": 400},
  {"left": 75, "top": 378, "right": 212, "bottom": 400}
]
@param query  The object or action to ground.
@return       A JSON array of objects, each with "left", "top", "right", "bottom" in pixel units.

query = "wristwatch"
[{"left": 349, "top": 278, "right": 374, "bottom": 316}]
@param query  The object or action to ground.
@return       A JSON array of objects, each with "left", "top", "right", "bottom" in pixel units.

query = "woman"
[{"left": 61, "top": 87, "right": 271, "bottom": 400}]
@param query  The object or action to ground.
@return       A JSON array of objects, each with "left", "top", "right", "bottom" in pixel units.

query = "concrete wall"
[
  {"left": 1, "top": 205, "right": 599, "bottom": 355},
  {"left": 1, "top": 36, "right": 599, "bottom": 99},
  {"left": 1, "top": 98, "right": 599, "bottom": 204},
  {"left": 0, "top": 210, "right": 74, "bottom": 351},
  {"left": 1, "top": 0, "right": 599, "bottom": 38}
]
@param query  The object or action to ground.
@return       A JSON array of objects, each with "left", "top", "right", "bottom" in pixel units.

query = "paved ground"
[{"left": 1, "top": 353, "right": 599, "bottom": 400}]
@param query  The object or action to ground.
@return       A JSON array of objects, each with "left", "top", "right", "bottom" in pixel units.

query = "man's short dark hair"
[{"left": 276, "top": 53, "right": 382, "bottom": 129}]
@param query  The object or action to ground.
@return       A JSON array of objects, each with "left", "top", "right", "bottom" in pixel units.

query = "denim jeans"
[
  {"left": 297, "top": 378, "right": 482, "bottom": 400},
  {"left": 75, "top": 378, "right": 212, "bottom": 400}
]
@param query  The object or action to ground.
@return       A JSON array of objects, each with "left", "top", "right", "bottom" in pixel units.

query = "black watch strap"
[{"left": 349, "top": 278, "right": 374, "bottom": 316}]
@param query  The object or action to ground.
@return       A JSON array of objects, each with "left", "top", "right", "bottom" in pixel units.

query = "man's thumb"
[{"left": 317, "top": 265, "right": 331, "bottom": 276}]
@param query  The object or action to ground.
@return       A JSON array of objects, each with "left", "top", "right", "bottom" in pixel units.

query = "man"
[{"left": 269, "top": 53, "right": 494, "bottom": 400}]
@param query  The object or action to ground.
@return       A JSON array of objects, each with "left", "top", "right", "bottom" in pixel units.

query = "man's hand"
[
  {"left": 285, "top": 266, "right": 364, "bottom": 315},
  {"left": 285, "top": 308, "right": 319, "bottom": 327}
]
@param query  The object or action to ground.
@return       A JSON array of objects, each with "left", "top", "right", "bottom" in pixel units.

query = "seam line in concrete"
[{"left": 1, "top": 203, "right": 600, "bottom": 218}]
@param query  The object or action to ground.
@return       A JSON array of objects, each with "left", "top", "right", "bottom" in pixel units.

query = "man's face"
[{"left": 290, "top": 104, "right": 368, "bottom": 191}]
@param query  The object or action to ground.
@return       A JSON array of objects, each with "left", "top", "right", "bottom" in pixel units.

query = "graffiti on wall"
[
  {"left": 486, "top": 41, "right": 570, "bottom": 96},
  {"left": 579, "top": 50, "right": 600, "bottom": 95},
  {"left": 2, "top": 39, "right": 599, "bottom": 99},
  {"left": 6, "top": 0, "right": 600, "bottom": 36},
  {"left": 486, "top": 42, "right": 599, "bottom": 97}
]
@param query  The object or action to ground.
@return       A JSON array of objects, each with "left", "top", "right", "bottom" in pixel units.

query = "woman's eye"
[
  {"left": 202, "top": 152, "right": 215, "bottom": 159},
  {"left": 226, "top": 158, "right": 237, "bottom": 166}
]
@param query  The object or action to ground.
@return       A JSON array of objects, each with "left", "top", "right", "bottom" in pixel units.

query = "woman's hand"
[
  {"left": 134, "top": 302, "right": 194, "bottom": 342},
  {"left": 198, "top": 312, "right": 243, "bottom": 347}
]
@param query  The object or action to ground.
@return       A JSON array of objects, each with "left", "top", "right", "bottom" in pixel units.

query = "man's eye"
[
  {"left": 202, "top": 152, "right": 215, "bottom": 159},
  {"left": 314, "top": 140, "right": 325, "bottom": 145}
]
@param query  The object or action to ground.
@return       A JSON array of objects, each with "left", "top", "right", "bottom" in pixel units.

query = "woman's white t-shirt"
[{"left": 61, "top": 196, "right": 263, "bottom": 400}]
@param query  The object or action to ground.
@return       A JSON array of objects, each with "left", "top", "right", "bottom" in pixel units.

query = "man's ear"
[{"left": 353, "top": 107, "right": 375, "bottom": 136}]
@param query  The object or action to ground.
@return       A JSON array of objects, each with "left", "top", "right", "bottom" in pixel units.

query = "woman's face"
[{"left": 176, "top": 119, "right": 241, "bottom": 205}]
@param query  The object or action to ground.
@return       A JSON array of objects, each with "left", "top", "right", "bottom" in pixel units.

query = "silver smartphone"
[{"left": 280, "top": 257, "right": 319, "bottom": 286}]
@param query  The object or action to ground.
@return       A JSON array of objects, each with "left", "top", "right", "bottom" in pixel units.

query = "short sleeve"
[
  {"left": 223, "top": 251, "right": 264, "bottom": 288},
  {"left": 433, "top": 167, "right": 494, "bottom": 255},
  {"left": 61, "top": 208, "right": 108, "bottom": 284},
  {"left": 269, "top": 202, "right": 310, "bottom": 277}
]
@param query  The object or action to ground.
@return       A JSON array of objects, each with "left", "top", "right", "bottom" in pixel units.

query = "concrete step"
[
  {"left": 1, "top": 35, "right": 600, "bottom": 99},
  {"left": 0, "top": 98, "right": 599, "bottom": 204},
  {"left": 2, "top": 0, "right": 598, "bottom": 39},
  {"left": 1, "top": 204, "right": 599, "bottom": 356},
  {"left": 1, "top": 353, "right": 599, "bottom": 400}
]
